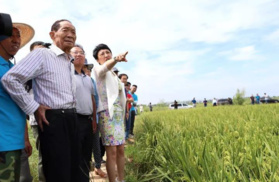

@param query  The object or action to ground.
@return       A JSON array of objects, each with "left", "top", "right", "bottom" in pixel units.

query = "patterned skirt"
[{"left": 98, "top": 96, "right": 125, "bottom": 146}]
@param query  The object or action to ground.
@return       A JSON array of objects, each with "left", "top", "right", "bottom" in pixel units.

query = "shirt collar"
[
  {"left": 50, "top": 44, "right": 73, "bottom": 60},
  {"left": 0, "top": 56, "right": 12, "bottom": 66},
  {"left": 74, "top": 69, "right": 86, "bottom": 76}
]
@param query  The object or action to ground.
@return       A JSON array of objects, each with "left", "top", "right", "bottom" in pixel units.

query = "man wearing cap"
[
  {"left": 112, "top": 67, "right": 119, "bottom": 76},
  {"left": 82, "top": 60, "right": 108, "bottom": 178},
  {"left": 0, "top": 13, "right": 34, "bottom": 181},
  {"left": 2, "top": 19, "right": 79, "bottom": 182}
]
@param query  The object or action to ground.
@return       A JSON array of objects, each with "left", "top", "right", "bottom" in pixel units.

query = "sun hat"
[
  {"left": 0, "top": 13, "right": 35, "bottom": 48},
  {"left": 13, "top": 23, "right": 35, "bottom": 48}
]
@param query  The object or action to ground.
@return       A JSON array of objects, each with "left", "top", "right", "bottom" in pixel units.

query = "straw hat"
[{"left": 13, "top": 23, "right": 35, "bottom": 48}]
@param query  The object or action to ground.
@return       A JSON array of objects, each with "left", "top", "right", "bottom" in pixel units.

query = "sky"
[{"left": 2, "top": 0, "right": 279, "bottom": 104}]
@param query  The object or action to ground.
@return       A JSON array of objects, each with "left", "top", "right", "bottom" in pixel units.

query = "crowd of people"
[
  {"left": 172, "top": 92, "right": 271, "bottom": 108},
  {"left": 0, "top": 13, "right": 138, "bottom": 182},
  {"left": 250, "top": 93, "right": 270, "bottom": 104}
]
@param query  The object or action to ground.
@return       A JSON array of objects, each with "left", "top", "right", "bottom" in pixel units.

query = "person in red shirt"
[
  {"left": 125, "top": 83, "right": 132, "bottom": 111},
  {"left": 119, "top": 74, "right": 133, "bottom": 140}
]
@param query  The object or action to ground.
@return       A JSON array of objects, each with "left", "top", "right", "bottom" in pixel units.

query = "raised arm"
[{"left": 94, "top": 51, "right": 128, "bottom": 78}]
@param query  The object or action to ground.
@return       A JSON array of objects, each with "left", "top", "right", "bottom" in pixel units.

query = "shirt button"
[{"left": 62, "top": 110, "right": 64, "bottom": 113}]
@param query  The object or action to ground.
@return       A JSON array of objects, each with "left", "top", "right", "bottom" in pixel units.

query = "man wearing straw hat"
[
  {"left": 2, "top": 19, "right": 79, "bottom": 182},
  {"left": 0, "top": 13, "right": 34, "bottom": 182}
]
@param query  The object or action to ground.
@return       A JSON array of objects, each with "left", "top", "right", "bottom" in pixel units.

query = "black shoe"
[{"left": 101, "top": 159, "right": 106, "bottom": 163}]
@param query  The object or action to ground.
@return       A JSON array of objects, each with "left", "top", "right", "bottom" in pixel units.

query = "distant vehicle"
[
  {"left": 260, "top": 97, "right": 279, "bottom": 103},
  {"left": 217, "top": 98, "right": 233, "bottom": 105},
  {"left": 169, "top": 103, "right": 193, "bottom": 109}
]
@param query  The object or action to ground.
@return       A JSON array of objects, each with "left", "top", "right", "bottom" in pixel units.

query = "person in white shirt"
[
  {"left": 93, "top": 44, "right": 128, "bottom": 182},
  {"left": 212, "top": 98, "right": 217, "bottom": 106},
  {"left": 2, "top": 19, "right": 79, "bottom": 182},
  {"left": 140, "top": 105, "right": 143, "bottom": 113}
]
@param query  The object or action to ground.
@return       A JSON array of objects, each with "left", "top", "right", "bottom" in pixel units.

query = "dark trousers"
[
  {"left": 130, "top": 110, "right": 136, "bottom": 135},
  {"left": 39, "top": 109, "right": 79, "bottom": 182},
  {"left": 92, "top": 124, "right": 101, "bottom": 169},
  {"left": 100, "top": 137, "right": 105, "bottom": 159},
  {"left": 77, "top": 114, "right": 93, "bottom": 182},
  {"left": 125, "top": 116, "right": 131, "bottom": 140}
]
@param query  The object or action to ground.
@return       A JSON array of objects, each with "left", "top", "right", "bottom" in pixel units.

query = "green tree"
[{"left": 233, "top": 88, "right": 245, "bottom": 105}]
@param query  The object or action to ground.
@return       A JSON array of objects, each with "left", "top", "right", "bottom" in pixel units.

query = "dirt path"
[{"left": 89, "top": 156, "right": 108, "bottom": 182}]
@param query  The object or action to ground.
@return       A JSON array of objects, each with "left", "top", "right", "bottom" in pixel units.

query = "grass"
[
  {"left": 28, "top": 128, "right": 39, "bottom": 181},
  {"left": 125, "top": 103, "right": 279, "bottom": 181}
]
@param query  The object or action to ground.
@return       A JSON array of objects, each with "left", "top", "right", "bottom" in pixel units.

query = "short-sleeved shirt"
[
  {"left": 74, "top": 71, "right": 95, "bottom": 115},
  {"left": 0, "top": 56, "right": 26, "bottom": 152},
  {"left": 128, "top": 92, "right": 138, "bottom": 111}
]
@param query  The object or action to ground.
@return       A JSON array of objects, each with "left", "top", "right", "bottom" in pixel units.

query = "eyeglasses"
[{"left": 71, "top": 51, "right": 85, "bottom": 55}]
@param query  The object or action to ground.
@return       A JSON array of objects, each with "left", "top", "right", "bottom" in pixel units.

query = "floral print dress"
[{"left": 98, "top": 79, "right": 125, "bottom": 146}]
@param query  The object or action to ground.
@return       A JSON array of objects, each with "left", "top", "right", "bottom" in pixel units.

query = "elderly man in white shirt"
[{"left": 2, "top": 19, "right": 79, "bottom": 182}]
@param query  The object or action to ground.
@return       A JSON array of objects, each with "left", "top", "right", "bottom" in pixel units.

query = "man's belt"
[{"left": 46, "top": 108, "right": 76, "bottom": 114}]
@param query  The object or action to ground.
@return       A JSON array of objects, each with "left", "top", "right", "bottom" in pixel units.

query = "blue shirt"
[
  {"left": 0, "top": 56, "right": 26, "bottom": 152},
  {"left": 128, "top": 91, "right": 138, "bottom": 111}
]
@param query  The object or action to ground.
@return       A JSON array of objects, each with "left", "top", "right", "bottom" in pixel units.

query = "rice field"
[{"left": 125, "top": 104, "right": 279, "bottom": 182}]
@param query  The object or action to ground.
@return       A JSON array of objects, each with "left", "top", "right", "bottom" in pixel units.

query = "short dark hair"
[
  {"left": 118, "top": 73, "right": 128, "bottom": 79},
  {"left": 30, "top": 41, "right": 44, "bottom": 51},
  {"left": 51, "top": 19, "right": 71, "bottom": 32},
  {"left": 127, "top": 82, "right": 131, "bottom": 86},
  {"left": 30, "top": 41, "right": 51, "bottom": 51},
  {"left": 44, "top": 43, "right": 51, "bottom": 48},
  {"left": 125, "top": 82, "right": 130, "bottom": 86},
  {"left": 93, "top": 43, "right": 112, "bottom": 60},
  {"left": 132, "top": 84, "right": 137, "bottom": 88}
]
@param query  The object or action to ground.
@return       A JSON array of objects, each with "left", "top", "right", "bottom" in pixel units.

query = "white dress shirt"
[{"left": 2, "top": 45, "right": 76, "bottom": 115}]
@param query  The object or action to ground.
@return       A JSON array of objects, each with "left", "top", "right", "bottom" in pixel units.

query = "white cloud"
[
  {"left": 1, "top": 0, "right": 279, "bottom": 104},
  {"left": 3, "top": 0, "right": 279, "bottom": 59},
  {"left": 265, "top": 29, "right": 279, "bottom": 43},
  {"left": 219, "top": 46, "right": 260, "bottom": 61}
]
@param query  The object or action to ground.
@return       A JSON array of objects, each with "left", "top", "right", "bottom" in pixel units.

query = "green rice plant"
[{"left": 125, "top": 104, "right": 279, "bottom": 181}]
